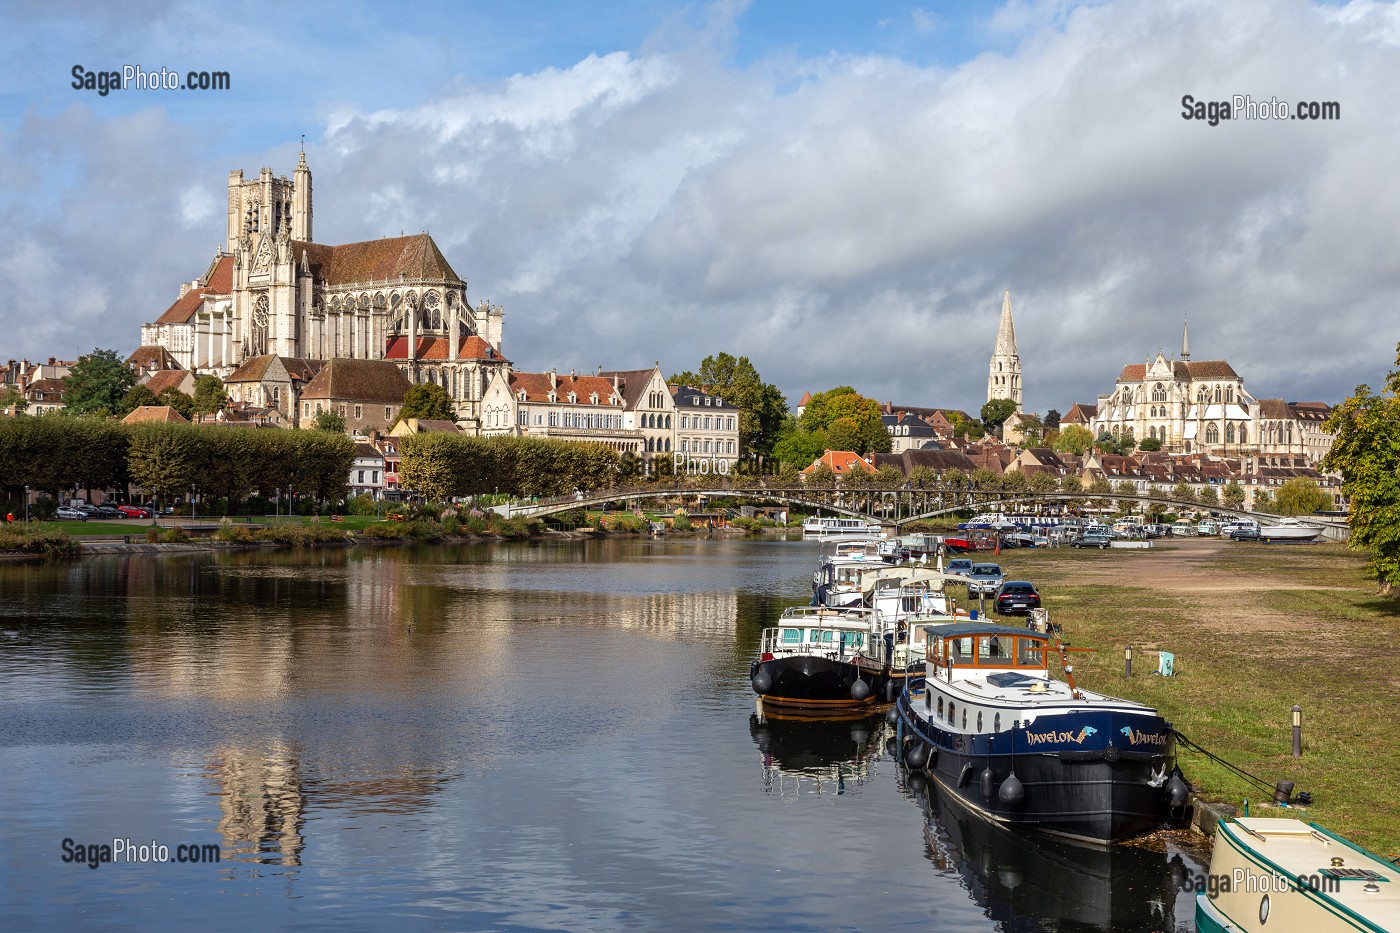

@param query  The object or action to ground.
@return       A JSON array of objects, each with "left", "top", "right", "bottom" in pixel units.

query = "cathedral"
[{"left": 140, "top": 154, "right": 508, "bottom": 429}]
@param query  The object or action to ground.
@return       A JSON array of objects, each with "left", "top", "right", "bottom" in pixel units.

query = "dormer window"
[
  {"left": 567, "top": 391, "right": 577, "bottom": 404},
  {"left": 547, "top": 391, "right": 556, "bottom": 403},
  {"left": 517, "top": 390, "right": 527, "bottom": 401},
  {"left": 590, "top": 392, "right": 598, "bottom": 404}
]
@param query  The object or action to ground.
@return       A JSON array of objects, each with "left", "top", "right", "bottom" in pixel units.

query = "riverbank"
[{"left": 993, "top": 537, "right": 1399, "bottom": 856}]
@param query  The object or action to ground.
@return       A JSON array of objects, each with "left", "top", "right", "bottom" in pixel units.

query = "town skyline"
[{"left": 3, "top": 0, "right": 1395, "bottom": 413}]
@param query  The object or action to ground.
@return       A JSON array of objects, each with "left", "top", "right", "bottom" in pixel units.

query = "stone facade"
[
  {"left": 671, "top": 384, "right": 740, "bottom": 470},
  {"left": 987, "top": 290, "right": 1022, "bottom": 412}
]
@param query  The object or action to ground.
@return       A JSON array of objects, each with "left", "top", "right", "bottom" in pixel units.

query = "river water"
[{"left": 0, "top": 538, "right": 1203, "bottom": 931}]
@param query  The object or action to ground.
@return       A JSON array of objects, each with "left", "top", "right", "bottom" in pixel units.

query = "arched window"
[
  {"left": 1152, "top": 383, "right": 1167, "bottom": 402},
  {"left": 1238, "top": 425, "right": 1247, "bottom": 444},
  {"left": 1198, "top": 386, "right": 1210, "bottom": 404},
  {"left": 1226, "top": 423, "right": 1236, "bottom": 443},
  {"left": 1225, "top": 386, "right": 1234, "bottom": 404},
  {"left": 1206, "top": 423, "right": 1220, "bottom": 444},
  {"left": 1214, "top": 385, "right": 1222, "bottom": 403}
]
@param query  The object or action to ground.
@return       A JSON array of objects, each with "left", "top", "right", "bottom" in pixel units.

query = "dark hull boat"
[
  {"left": 896, "top": 621, "right": 1186, "bottom": 844},
  {"left": 750, "top": 607, "right": 898, "bottom": 717}
]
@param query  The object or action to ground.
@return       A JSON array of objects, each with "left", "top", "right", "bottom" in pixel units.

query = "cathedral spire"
[{"left": 1181, "top": 316, "right": 1190, "bottom": 360}]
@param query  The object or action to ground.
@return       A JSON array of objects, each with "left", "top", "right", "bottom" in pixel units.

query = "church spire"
[
  {"left": 987, "top": 290, "right": 1023, "bottom": 412},
  {"left": 995, "top": 289, "right": 1018, "bottom": 356},
  {"left": 1181, "top": 315, "right": 1190, "bottom": 360}
]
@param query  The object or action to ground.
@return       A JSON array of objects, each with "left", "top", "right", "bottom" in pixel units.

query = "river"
[{"left": 0, "top": 537, "right": 1203, "bottom": 931}]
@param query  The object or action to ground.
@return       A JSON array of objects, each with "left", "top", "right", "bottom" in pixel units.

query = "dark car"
[
  {"left": 94, "top": 504, "right": 120, "bottom": 519},
  {"left": 1071, "top": 531, "right": 1113, "bottom": 549},
  {"left": 995, "top": 581, "right": 1041, "bottom": 615},
  {"left": 1230, "top": 525, "right": 1261, "bottom": 541}
]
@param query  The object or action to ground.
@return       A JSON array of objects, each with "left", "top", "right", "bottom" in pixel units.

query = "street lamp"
[
  {"left": 190, "top": 485, "right": 195, "bottom": 522},
  {"left": 24, "top": 485, "right": 29, "bottom": 523},
  {"left": 276, "top": 487, "right": 281, "bottom": 518}
]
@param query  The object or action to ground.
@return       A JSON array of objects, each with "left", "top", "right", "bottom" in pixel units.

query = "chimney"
[{"left": 549, "top": 369, "right": 557, "bottom": 390}]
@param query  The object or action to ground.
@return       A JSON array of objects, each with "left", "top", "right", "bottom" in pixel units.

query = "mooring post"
[
  {"left": 1292, "top": 705, "right": 1302, "bottom": 758},
  {"left": 1125, "top": 645, "right": 1132, "bottom": 678}
]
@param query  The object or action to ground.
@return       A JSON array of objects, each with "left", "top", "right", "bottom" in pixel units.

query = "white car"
[{"left": 55, "top": 506, "right": 88, "bottom": 521}]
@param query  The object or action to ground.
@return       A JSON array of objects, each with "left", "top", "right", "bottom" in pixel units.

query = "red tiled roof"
[
  {"left": 383, "top": 335, "right": 505, "bottom": 362},
  {"left": 122, "top": 405, "right": 188, "bottom": 424},
  {"left": 143, "top": 370, "right": 190, "bottom": 395},
  {"left": 154, "top": 288, "right": 206, "bottom": 325},
  {"left": 1183, "top": 360, "right": 1239, "bottom": 379},
  {"left": 508, "top": 372, "right": 623, "bottom": 406},
  {"left": 301, "top": 359, "right": 412, "bottom": 404},
  {"left": 204, "top": 255, "right": 234, "bottom": 294},
  {"left": 1118, "top": 364, "right": 1147, "bottom": 382},
  {"left": 1257, "top": 398, "right": 1293, "bottom": 419},
  {"left": 802, "top": 450, "right": 875, "bottom": 475}
]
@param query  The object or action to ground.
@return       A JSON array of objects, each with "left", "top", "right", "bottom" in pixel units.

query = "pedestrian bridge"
[{"left": 490, "top": 483, "right": 1349, "bottom": 541}]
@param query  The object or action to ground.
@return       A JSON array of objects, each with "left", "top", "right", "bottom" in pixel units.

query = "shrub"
[
  {"left": 345, "top": 494, "right": 378, "bottom": 516},
  {"left": 0, "top": 526, "right": 79, "bottom": 558},
  {"left": 160, "top": 527, "right": 189, "bottom": 543}
]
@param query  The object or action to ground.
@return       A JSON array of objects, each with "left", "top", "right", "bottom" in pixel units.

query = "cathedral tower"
[{"left": 987, "top": 290, "right": 1022, "bottom": 411}]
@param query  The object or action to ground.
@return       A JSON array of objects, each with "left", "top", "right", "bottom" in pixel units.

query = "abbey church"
[{"left": 140, "top": 154, "right": 508, "bottom": 427}]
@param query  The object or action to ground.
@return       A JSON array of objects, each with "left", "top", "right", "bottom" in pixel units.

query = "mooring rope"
[{"left": 1171, "top": 729, "right": 1278, "bottom": 795}]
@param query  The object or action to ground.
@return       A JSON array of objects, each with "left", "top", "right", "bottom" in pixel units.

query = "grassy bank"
[{"left": 986, "top": 539, "right": 1400, "bottom": 855}]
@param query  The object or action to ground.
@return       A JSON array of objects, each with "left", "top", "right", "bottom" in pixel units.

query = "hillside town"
[{"left": 0, "top": 157, "right": 1340, "bottom": 511}]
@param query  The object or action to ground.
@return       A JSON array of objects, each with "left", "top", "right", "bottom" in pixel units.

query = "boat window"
[
  {"left": 975, "top": 635, "right": 1006, "bottom": 662},
  {"left": 840, "top": 631, "right": 863, "bottom": 649},
  {"left": 949, "top": 637, "right": 974, "bottom": 664},
  {"left": 994, "top": 713, "right": 1001, "bottom": 732},
  {"left": 1017, "top": 637, "right": 1046, "bottom": 666},
  {"left": 781, "top": 628, "right": 802, "bottom": 644},
  {"left": 937, "top": 697, "right": 944, "bottom": 717},
  {"left": 811, "top": 629, "right": 834, "bottom": 644},
  {"left": 962, "top": 709, "right": 967, "bottom": 730},
  {"left": 947, "top": 702, "right": 955, "bottom": 724},
  {"left": 977, "top": 711, "right": 983, "bottom": 732}
]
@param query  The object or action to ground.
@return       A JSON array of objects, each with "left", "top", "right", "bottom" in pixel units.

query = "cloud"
[{"left": 2, "top": 0, "right": 1396, "bottom": 415}]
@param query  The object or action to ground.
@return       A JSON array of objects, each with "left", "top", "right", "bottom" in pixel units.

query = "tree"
[
  {"left": 118, "top": 384, "right": 158, "bottom": 417},
  {"left": 1172, "top": 480, "right": 1197, "bottom": 504},
  {"left": 62, "top": 348, "right": 136, "bottom": 417},
  {"left": 806, "top": 463, "right": 836, "bottom": 487},
  {"left": 1252, "top": 490, "right": 1274, "bottom": 512},
  {"left": 1198, "top": 485, "right": 1219, "bottom": 506},
  {"left": 1324, "top": 346, "right": 1400, "bottom": 593},
  {"left": 772, "top": 416, "right": 828, "bottom": 469},
  {"left": 1273, "top": 478, "right": 1331, "bottom": 516},
  {"left": 0, "top": 385, "right": 27, "bottom": 414},
  {"left": 798, "top": 386, "right": 889, "bottom": 455},
  {"left": 1014, "top": 413, "right": 1044, "bottom": 447},
  {"left": 1059, "top": 473, "right": 1083, "bottom": 494},
  {"left": 313, "top": 409, "right": 346, "bottom": 433},
  {"left": 980, "top": 398, "right": 1018, "bottom": 438},
  {"left": 941, "top": 467, "right": 967, "bottom": 489},
  {"left": 670, "top": 353, "right": 788, "bottom": 461},
  {"left": 1054, "top": 424, "right": 1093, "bottom": 456},
  {"left": 1222, "top": 480, "right": 1246, "bottom": 509},
  {"left": 970, "top": 467, "right": 998, "bottom": 488},
  {"left": 1029, "top": 471, "right": 1058, "bottom": 493},
  {"left": 951, "top": 413, "right": 984, "bottom": 440},
  {"left": 157, "top": 387, "right": 194, "bottom": 419},
  {"left": 1043, "top": 409, "right": 1061, "bottom": 431},
  {"left": 1138, "top": 436, "right": 1163, "bottom": 452},
  {"left": 192, "top": 375, "right": 228, "bottom": 416},
  {"left": 908, "top": 466, "right": 939, "bottom": 488},
  {"left": 401, "top": 383, "right": 455, "bottom": 421}
]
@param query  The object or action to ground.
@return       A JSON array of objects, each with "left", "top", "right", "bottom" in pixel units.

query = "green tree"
[
  {"left": 1252, "top": 490, "right": 1274, "bottom": 512},
  {"left": 951, "top": 413, "right": 984, "bottom": 440},
  {"left": 1059, "top": 473, "right": 1083, "bottom": 494},
  {"left": 670, "top": 353, "right": 788, "bottom": 461},
  {"left": 1273, "top": 478, "right": 1331, "bottom": 516},
  {"left": 1015, "top": 413, "right": 1044, "bottom": 446},
  {"left": 401, "top": 383, "right": 455, "bottom": 421},
  {"left": 1199, "top": 485, "right": 1219, "bottom": 506},
  {"left": 1222, "top": 480, "right": 1246, "bottom": 509},
  {"left": 980, "top": 398, "right": 1019, "bottom": 438},
  {"left": 118, "top": 384, "right": 158, "bottom": 417},
  {"left": 798, "top": 386, "right": 889, "bottom": 455},
  {"left": 192, "top": 375, "right": 228, "bottom": 416},
  {"left": 1029, "top": 471, "right": 1058, "bottom": 493},
  {"left": 941, "top": 467, "right": 967, "bottom": 489},
  {"left": 127, "top": 423, "right": 199, "bottom": 507},
  {"left": 970, "top": 467, "right": 998, "bottom": 488},
  {"left": 772, "top": 418, "right": 828, "bottom": 469},
  {"left": 0, "top": 385, "right": 27, "bottom": 413},
  {"left": 157, "top": 387, "right": 194, "bottom": 419},
  {"left": 1172, "top": 480, "right": 1197, "bottom": 504},
  {"left": 313, "top": 409, "right": 346, "bottom": 433},
  {"left": 1054, "top": 424, "right": 1093, "bottom": 455},
  {"left": 1138, "top": 436, "right": 1163, "bottom": 452},
  {"left": 807, "top": 463, "right": 836, "bottom": 487},
  {"left": 62, "top": 348, "right": 136, "bottom": 417},
  {"left": 1324, "top": 347, "right": 1400, "bottom": 593},
  {"left": 1043, "top": 409, "right": 1061, "bottom": 431},
  {"left": 908, "top": 466, "right": 939, "bottom": 488}
]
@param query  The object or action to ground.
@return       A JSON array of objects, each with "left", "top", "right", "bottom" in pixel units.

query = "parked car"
[
  {"left": 55, "top": 506, "right": 88, "bottom": 521},
  {"left": 995, "top": 581, "right": 1041, "bottom": 614},
  {"left": 94, "top": 504, "right": 119, "bottom": 519},
  {"left": 1071, "top": 531, "right": 1113, "bottom": 549},
  {"left": 945, "top": 558, "right": 975, "bottom": 577},
  {"left": 116, "top": 505, "right": 152, "bottom": 519},
  {"left": 966, "top": 563, "right": 1005, "bottom": 597},
  {"left": 1229, "top": 525, "right": 1261, "bottom": 541}
]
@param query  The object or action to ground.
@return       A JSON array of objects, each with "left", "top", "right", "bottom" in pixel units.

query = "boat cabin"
[
  {"left": 759, "top": 607, "right": 878, "bottom": 660},
  {"left": 925, "top": 622, "right": 1050, "bottom": 676}
]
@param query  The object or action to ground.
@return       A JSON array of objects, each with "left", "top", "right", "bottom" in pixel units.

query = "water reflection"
[
  {"left": 209, "top": 742, "right": 306, "bottom": 866},
  {"left": 749, "top": 712, "right": 888, "bottom": 798},
  {"left": 905, "top": 769, "right": 1198, "bottom": 932}
]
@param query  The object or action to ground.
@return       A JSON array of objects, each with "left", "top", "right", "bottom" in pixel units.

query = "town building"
[
  {"left": 800, "top": 450, "right": 875, "bottom": 480},
  {"left": 882, "top": 412, "right": 940, "bottom": 452},
  {"left": 671, "top": 384, "right": 740, "bottom": 470},
  {"left": 298, "top": 359, "right": 413, "bottom": 436},
  {"left": 480, "top": 368, "right": 641, "bottom": 456},
  {"left": 601, "top": 367, "right": 676, "bottom": 469},
  {"left": 223, "top": 355, "right": 323, "bottom": 426},
  {"left": 348, "top": 442, "right": 387, "bottom": 499}
]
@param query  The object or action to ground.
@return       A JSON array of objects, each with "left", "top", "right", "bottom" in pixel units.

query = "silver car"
[
  {"left": 55, "top": 506, "right": 88, "bottom": 521},
  {"left": 966, "top": 563, "right": 1005, "bottom": 597}
]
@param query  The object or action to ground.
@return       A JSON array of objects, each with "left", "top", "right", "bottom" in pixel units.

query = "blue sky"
[{"left": 2, "top": 0, "right": 1396, "bottom": 413}]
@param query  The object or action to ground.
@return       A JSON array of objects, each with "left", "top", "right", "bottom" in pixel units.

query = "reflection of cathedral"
[
  {"left": 210, "top": 743, "right": 306, "bottom": 866},
  {"left": 140, "top": 153, "right": 509, "bottom": 428}
]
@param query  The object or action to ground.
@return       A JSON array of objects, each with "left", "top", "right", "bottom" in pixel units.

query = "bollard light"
[
  {"left": 1292, "top": 704, "right": 1303, "bottom": 758},
  {"left": 1125, "top": 645, "right": 1132, "bottom": 678}
]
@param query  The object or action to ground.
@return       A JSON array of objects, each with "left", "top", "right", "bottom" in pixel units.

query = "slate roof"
[
  {"left": 292, "top": 234, "right": 461, "bottom": 287},
  {"left": 600, "top": 368, "right": 662, "bottom": 409},
  {"left": 673, "top": 384, "right": 738, "bottom": 411},
  {"left": 300, "top": 359, "right": 412, "bottom": 404}
]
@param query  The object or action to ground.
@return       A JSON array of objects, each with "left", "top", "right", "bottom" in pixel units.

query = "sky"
[{"left": 2, "top": 0, "right": 1397, "bottom": 416}]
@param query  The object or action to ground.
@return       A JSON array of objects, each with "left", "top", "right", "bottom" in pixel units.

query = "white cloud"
[{"left": 2, "top": 0, "right": 1396, "bottom": 413}]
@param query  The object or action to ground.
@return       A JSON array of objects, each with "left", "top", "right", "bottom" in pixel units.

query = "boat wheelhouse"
[
  {"left": 750, "top": 607, "right": 897, "bottom": 716},
  {"left": 896, "top": 620, "right": 1182, "bottom": 843}
]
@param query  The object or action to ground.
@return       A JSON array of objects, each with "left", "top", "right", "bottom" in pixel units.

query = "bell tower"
[{"left": 987, "top": 290, "right": 1022, "bottom": 411}]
